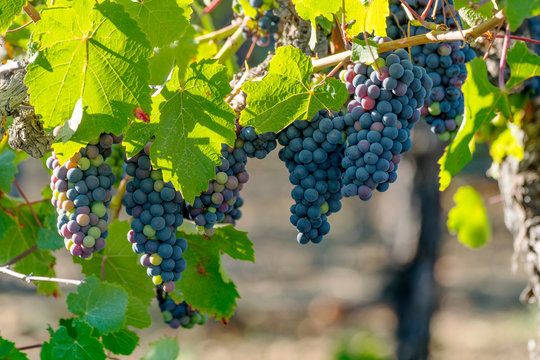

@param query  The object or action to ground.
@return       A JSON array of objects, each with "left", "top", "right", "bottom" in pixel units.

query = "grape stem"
[
  {"left": 195, "top": 22, "right": 241, "bottom": 44},
  {"left": 16, "top": 344, "right": 42, "bottom": 351},
  {"left": 13, "top": 180, "right": 42, "bottom": 228},
  {"left": 0, "top": 265, "right": 85, "bottom": 286},
  {"left": 6, "top": 21, "right": 34, "bottom": 33},
  {"left": 312, "top": 9, "right": 506, "bottom": 72},
  {"left": 214, "top": 19, "right": 248, "bottom": 64},
  {"left": 499, "top": 24, "right": 511, "bottom": 89},
  {"left": 16, "top": 198, "right": 51, "bottom": 208},
  {"left": 203, "top": 0, "right": 223, "bottom": 14},
  {"left": 398, "top": 0, "right": 430, "bottom": 28}
]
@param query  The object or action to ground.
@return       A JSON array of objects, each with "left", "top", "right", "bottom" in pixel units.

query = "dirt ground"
[{"left": 0, "top": 146, "right": 533, "bottom": 360}]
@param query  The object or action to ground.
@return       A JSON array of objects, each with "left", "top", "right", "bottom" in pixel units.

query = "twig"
[
  {"left": 0, "top": 61, "right": 26, "bottom": 75},
  {"left": 16, "top": 199, "right": 51, "bottom": 208},
  {"left": 13, "top": 180, "right": 42, "bottom": 228},
  {"left": 493, "top": 34, "right": 540, "bottom": 46},
  {"left": 499, "top": 24, "right": 511, "bottom": 89},
  {"left": 6, "top": 21, "right": 34, "bottom": 33},
  {"left": 214, "top": 20, "right": 247, "bottom": 64},
  {"left": 3, "top": 245, "right": 38, "bottom": 266},
  {"left": 16, "top": 344, "right": 42, "bottom": 351},
  {"left": 0, "top": 266, "right": 85, "bottom": 286},
  {"left": 399, "top": 0, "right": 430, "bottom": 27},
  {"left": 195, "top": 22, "right": 240, "bottom": 44},
  {"left": 421, "top": 0, "right": 435, "bottom": 19},
  {"left": 203, "top": 0, "right": 223, "bottom": 14},
  {"left": 312, "top": 9, "right": 506, "bottom": 72},
  {"left": 318, "top": 61, "right": 344, "bottom": 86}
]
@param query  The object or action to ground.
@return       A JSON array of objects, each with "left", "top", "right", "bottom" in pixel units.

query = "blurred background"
[{"left": 0, "top": 122, "right": 534, "bottom": 360}]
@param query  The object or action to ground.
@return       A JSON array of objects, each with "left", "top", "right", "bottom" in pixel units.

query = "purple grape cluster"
[
  {"left": 236, "top": 125, "right": 277, "bottom": 160},
  {"left": 47, "top": 132, "right": 120, "bottom": 259},
  {"left": 123, "top": 143, "right": 186, "bottom": 293},
  {"left": 385, "top": 0, "right": 476, "bottom": 140},
  {"left": 186, "top": 145, "right": 249, "bottom": 235},
  {"left": 339, "top": 48, "right": 433, "bottom": 201},
  {"left": 277, "top": 110, "right": 346, "bottom": 244},
  {"left": 157, "top": 292, "right": 207, "bottom": 329}
]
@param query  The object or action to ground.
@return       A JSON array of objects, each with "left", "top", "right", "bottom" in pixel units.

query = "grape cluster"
[
  {"left": 123, "top": 143, "right": 186, "bottom": 293},
  {"left": 385, "top": 0, "right": 476, "bottom": 139},
  {"left": 340, "top": 48, "right": 433, "bottom": 201},
  {"left": 277, "top": 110, "right": 346, "bottom": 244},
  {"left": 47, "top": 133, "right": 120, "bottom": 259},
  {"left": 242, "top": 1, "right": 280, "bottom": 48},
  {"left": 157, "top": 293, "right": 207, "bottom": 329},
  {"left": 105, "top": 142, "right": 125, "bottom": 188},
  {"left": 236, "top": 125, "right": 277, "bottom": 160},
  {"left": 186, "top": 145, "right": 249, "bottom": 235}
]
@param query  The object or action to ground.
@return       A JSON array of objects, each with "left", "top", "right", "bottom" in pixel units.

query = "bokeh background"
[{"left": 0, "top": 121, "right": 534, "bottom": 360}]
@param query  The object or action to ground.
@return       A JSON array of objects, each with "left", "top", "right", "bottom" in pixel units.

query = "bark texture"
[{"left": 498, "top": 100, "right": 540, "bottom": 360}]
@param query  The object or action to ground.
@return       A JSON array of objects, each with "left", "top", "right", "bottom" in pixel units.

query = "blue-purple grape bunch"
[
  {"left": 277, "top": 110, "right": 346, "bottom": 244},
  {"left": 236, "top": 125, "right": 277, "bottom": 160},
  {"left": 242, "top": 0, "right": 280, "bottom": 47},
  {"left": 385, "top": 0, "right": 476, "bottom": 140},
  {"left": 339, "top": 46, "right": 434, "bottom": 201},
  {"left": 47, "top": 132, "right": 121, "bottom": 259},
  {"left": 123, "top": 143, "right": 187, "bottom": 293},
  {"left": 157, "top": 292, "right": 208, "bottom": 329},
  {"left": 186, "top": 145, "right": 249, "bottom": 235}
]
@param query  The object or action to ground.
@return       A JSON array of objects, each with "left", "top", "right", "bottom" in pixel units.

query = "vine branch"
[
  {"left": 13, "top": 179, "right": 42, "bottom": 228},
  {"left": 312, "top": 9, "right": 506, "bottom": 72},
  {"left": 0, "top": 266, "right": 85, "bottom": 286}
]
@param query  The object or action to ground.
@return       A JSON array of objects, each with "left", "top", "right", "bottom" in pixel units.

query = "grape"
[
  {"left": 122, "top": 143, "right": 187, "bottom": 292},
  {"left": 339, "top": 46, "right": 432, "bottom": 201},
  {"left": 385, "top": 0, "right": 475, "bottom": 138},
  {"left": 157, "top": 291, "right": 208, "bottom": 329},
  {"left": 48, "top": 132, "right": 121, "bottom": 259},
  {"left": 278, "top": 109, "right": 346, "bottom": 244}
]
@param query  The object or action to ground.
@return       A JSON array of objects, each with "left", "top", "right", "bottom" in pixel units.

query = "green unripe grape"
[
  {"left": 83, "top": 236, "right": 95, "bottom": 248},
  {"left": 90, "top": 154, "right": 104, "bottom": 167},
  {"left": 150, "top": 170, "right": 162, "bottom": 181},
  {"left": 91, "top": 203, "right": 107, "bottom": 218},
  {"left": 438, "top": 132, "right": 451, "bottom": 141},
  {"left": 162, "top": 310, "right": 173, "bottom": 322},
  {"left": 85, "top": 253, "right": 93, "bottom": 261},
  {"left": 65, "top": 239, "right": 74, "bottom": 250},
  {"left": 213, "top": 183, "right": 225, "bottom": 192},
  {"left": 192, "top": 313, "right": 202, "bottom": 324},
  {"left": 428, "top": 102, "right": 441, "bottom": 116},
  {"left": 226, "top": 198, "right": 236, "bottom": 205},
  {"left": 320, "top": 202, "right": 329, "bottom": 214},
  {"left": 455, "top": 114, "right": 464, "bottom": 126},
  {"left": 152, "top": 275, "right": 162, "bottom": 285},
  {"left": 373, "top": 57, "right": 386, "bottom": 68},
  {"left": 88, "top": 226, "right": 101, "bottom": 239},
  {"left": 150, "top": 254, "right": 162, "bottom": 266},
  {"left": 339, "top": 70, "right": 347, "bottom": 82},
  {"left": 78, "top": 157, "right": 90, "bottom": 171},
  {"left": 207, "top": 207, "right": 216, "bottom": 213},
  {"left": 153, "top": 180, "right": 164, "bottom": 192},
  {"left": 234, "top": 138, "right": 245, "bottom": 148},
  {"left": 143, "top": 224, "right": 156, "bottom": 238},
  {"left": 88, "top": 137, "right": 100, "bottom": 145},
  {"left": 215, "top": 172, "right": 228, "bottom": 185}
]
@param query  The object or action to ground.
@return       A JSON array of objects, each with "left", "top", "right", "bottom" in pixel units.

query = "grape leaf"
[
  {"left": 36, "top": 227, "right": 64, "bottom": 251},
  {"left": 141, "top": 337, "right": 180, "bottom": 360},
  {"left": 0, "top": 0, "right": 26, "bottom": 34},
  {"left": 0, "top": 150, "right": 17, "bottom": 193},
  {"left": 125, "top": 295, "right": 152, "bottom": 329},
  {"left": 489, "top": 127, "right": 524, "bottom": 163},
  {"left": 237, "top": 0, "right": 258, "bottom": 18},
  {"left": 343, "top": 0, "right": 389, "bottom": 38},
  {"left": 351, "top": 39, "right": 379, "bottom": 63},
  {"left": 214, "top": 225, "right": 254, "bottom": 262},
  {"left": 0, "top": 200, "right": 60, "bottom": 297},
  {"left": 26, "top": 0, "right": 152, "bottom": 161},
  {"left": 67, "top": 276, "right": 128, "bottom": 334},
  {"left": 506, "top": 41, "right": 540, "bottom": 89},
  {"left": 439, "top": 58, "right": 510, "bottom": 191},
  {"left": 149, "top": 26, "right": 198, "bottom": 86},
  {"left": 502, "top": 0, "right": 540, "bottom": 31},
  {"left": 116, "top": 0, "right": 192, "bottom": 48},
  {"left": 101, "top": 328, "right": 139, "bottom": 356},
  {"left": 144, "top": 60, "right": 236, "bottom": 204},
  {"left": 447, "top": 186, "right": 491, "bottom": 248},
  {"left": 41, "top": 319, "right": 106, "bottom": 360},
  {"left": 73, "top": 220, "right": 155, "bottom": 327},
  {"left": 176, "top": 232, "right": 240, "bottom": 321},
  {"left": 0, "top": 335, "right": 29, "bottom": 360},
  {"left": 239, "top": 46, "right": 348, "bottom": 134},
  {"left": 291, "top": 1, "right": 340, "bottom": 49},
  {"left": 454, "top": 0, "right": 494, "bottom": 28}
]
